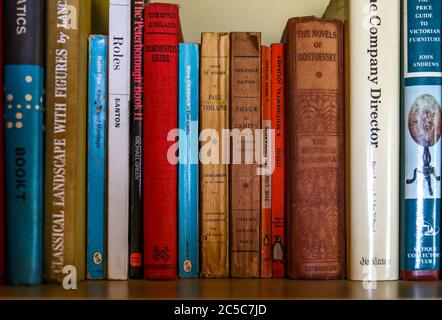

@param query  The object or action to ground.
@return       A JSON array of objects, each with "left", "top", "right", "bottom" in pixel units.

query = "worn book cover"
[
  {"left": 144, "top": 3, "right": 182, "bottom": 280},
  {"left": 45, "top": 0, "right": 91, "bottom": 283},
  {"left": 283, "top": 17, "right": 345, "bottom": 279},
  {"left": 230, "top": 32, "right": 261, "bottom": 278},
  {"left": 200, "top": 32, "right": 230, "bottom": 278}
]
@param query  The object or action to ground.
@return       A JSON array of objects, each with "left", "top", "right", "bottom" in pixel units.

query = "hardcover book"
[
  {"left": 87, "top": 35, "right": 108, "bottom": 280},
  {"left": 270, "top": 43, "right": 286, "bottom": 278},
  {"left": 0, "top": 0, "right": 4, "bottom": 285},
  {"left": 282, "top": 17, "right": 345, "bottom": 279},
  {"left": 108, "top": 0, "right": 131, "bottom": 281},
  {"left": 230, "top": 32, "right": 262, "bottom": 278},
  {"left": 178, "top": 43, "right": 200, "bottom": 278},
  {"left": 261, "top": 45, "right": 272, "bottom": 278},
  {"left": 45, "top": 0, "right": 91, "bottom": 283},
  {"left": 3, "top": 0, "right": 45, "bottom": 285},
  {"left": 144, "top": 3, "right": 182, "bottom": 280},
  {"left": 129, "top": 0, "right": 147, "bottom": 280},
  {"left": 326, "top": 0, "right": 400, "bottom": 281},
  {"left": 401, "top": 0, "right": 441, "bottom": 281},
  {"left": 200, "top": 32, "right": 230, "bottom": 278}
]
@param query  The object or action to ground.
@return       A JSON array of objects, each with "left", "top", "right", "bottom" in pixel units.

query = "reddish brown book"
[
  {"left": 270, "top": 43, "right": 285, "bottom": 278},
  {"left": 261, "top": 46, "right": 272, "bottom": 278},
  {"left": 282, "top": 17, "right": 345, "bottom": 279},
  {"left": 143, "top": 3, "right": 182, "bottom": 280},
  {"left": 0, "top": 0, "right": 4, "bottom": 285},
  {"left": 230, "top": 32, "right": 261, "bottom": 278}
]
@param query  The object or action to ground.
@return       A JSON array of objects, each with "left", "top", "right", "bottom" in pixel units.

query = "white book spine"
[
  {"left": 108, "top": 0, "right": 131, "bottom": 280},
  {"left": 348, "top": 0, "right": 400, "bottom": 281}
]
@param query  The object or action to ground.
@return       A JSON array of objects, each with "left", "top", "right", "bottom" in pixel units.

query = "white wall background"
[{"left": 151, "top": 0, "right": 331, "bottom": 45}]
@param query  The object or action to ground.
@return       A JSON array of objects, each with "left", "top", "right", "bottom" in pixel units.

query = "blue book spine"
[
  {"left": 87, "top": 35, "right": 108, "bottom": 280},
  {"left": 4, "top": 1, "right": 45, "bottom": 285},
  {"left": 401, "top": 0, "right": 441, "bottom": 276},
  {"left": 178, "top": 43, "right": 200, "bottom": 278}
]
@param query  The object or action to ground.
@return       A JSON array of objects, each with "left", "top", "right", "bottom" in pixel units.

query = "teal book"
[
  {"left": 87, "top": 35, "right": 108, "bottom": 280},
  {"left": 178, "top": 43, "right": 199, "bottom": 278},
  {"left": 4, "top": 0, "right": 45, "bottom": 285},
  {"left": 401, "top": 0, "right": 441, "bottom": 280}
]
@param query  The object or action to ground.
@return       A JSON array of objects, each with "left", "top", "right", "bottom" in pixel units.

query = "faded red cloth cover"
[{"left": 143, "top": 3, "right": 181, "bottom": 279}]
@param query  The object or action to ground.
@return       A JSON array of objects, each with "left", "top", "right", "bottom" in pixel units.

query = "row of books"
[{"left": 0, "top": 0, "right": 441, "bottom": 285}]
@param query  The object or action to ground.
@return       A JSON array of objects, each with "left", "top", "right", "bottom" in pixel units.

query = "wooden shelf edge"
[{"left": 0, "top": 279, "right": 441, "bottom": 300}]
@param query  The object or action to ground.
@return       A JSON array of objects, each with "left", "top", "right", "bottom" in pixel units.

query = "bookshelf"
[
  {"left": 1, "top": 0, "right": 441, "bottom": 302},
  {"left": 1, "top": 280, "right": 442, "bottom": 300}
]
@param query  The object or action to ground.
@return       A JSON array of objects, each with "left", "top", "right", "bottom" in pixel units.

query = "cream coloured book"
[
  {"left": 108, "top": 0, "right": 131, "bottom": 280},
  {"left": 326, "top": 0, "right": 400, "bottom": 281}
]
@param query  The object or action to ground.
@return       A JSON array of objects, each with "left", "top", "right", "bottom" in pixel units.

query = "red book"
[
  {"left": 143, "top": 3, "right": 182, "bottom": 280},
  {"left": 0, "top": 0, "right": 4, "bottom": 285},
  {"left": 271, "top": 43, "right": 285, "bottom": 278}
]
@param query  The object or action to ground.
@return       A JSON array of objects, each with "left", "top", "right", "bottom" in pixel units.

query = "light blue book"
[
  {"left": 4, "top": 1, "right": 45, "bottom": 285},
  {"left": 401, "top": 0, "right": 441, "bottom": 276},
  {"left": 87, "top": 35, "right": 108, "bottom": 280},
  {"left": 178, "top": 43, "right": 199, "bottom": 278}
]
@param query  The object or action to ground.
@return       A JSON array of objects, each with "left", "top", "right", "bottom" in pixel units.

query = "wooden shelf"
[{"left": 1, "top": 279, "right": 442, "bottom": 300}]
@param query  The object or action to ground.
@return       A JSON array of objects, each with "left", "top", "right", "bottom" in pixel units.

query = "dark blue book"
[
  {"left": 4, "top": 0, "right": 45, "bottom": 285},
  {"left": 87, "top": 35, "right": 108, "bottom": 280},
  {"left": 178, "top": 43, "right": 199, "bottom": 278}
]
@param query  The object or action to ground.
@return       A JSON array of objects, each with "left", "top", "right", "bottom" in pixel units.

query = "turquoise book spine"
[
  {"left": 4, "top": 0, "right": 45, "bottom": 285},
  {"left": 401, "top": 0, "right": 441, "bottom": 279},
  {"left": 87, "top": 35, "right": 108, "bottom": 280},
  {"left": 178, "top": 43, "right": 200, "bottom": 278}
]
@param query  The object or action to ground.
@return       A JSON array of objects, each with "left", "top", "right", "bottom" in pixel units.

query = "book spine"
[
  {"left": 200, "top": 32, "right": 230, "bottom": 278},
  {"left": 401, "top": 0, "right": 441, "bottom": 280},
  {"left": 178, "top": 43, "right": 200, "bottom": 278},
  {"left": 283, "top": 17, "right": 345, "bottom": 279},
  {"left": 348, "top": 0, "right": 400, "bottom": 281},
  {"left": 129, "top": 0, "right": 146, "bottom": 279},
  {"left": 270, "top": 43, "right": 286, "bottom": 278},
  {"left": 3, "top": 0, "right": 44, "bottom": 285},
  {"left": 87, "top": 35, "right": 108, "bottom": 280},
  {"left": 230, "top": 32, "right": 262, "bottom": 278},
  {"left": 144, "top": 3, "right": 181, "bottom": 280},
  {"left": 0, "top": 0, "right": 4, "bottom": 285},
  {"left": 261, "top": 46, "right": 272, "bottom": 278},
  {"left": 45, "top": 0, "right": 90, "bottom": 283},
  {"left": 108, "top": 0, "right": 131, "bottom": 281}
]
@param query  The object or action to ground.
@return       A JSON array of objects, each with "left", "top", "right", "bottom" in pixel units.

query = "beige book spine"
[{"left": 200, "top": 32, "right": 230, "bottom": 278}]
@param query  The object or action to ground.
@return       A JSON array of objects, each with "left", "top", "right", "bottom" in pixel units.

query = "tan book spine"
[
  {"left": 230, "top": 32, "right": 261, "bottom": 278},
  {"left": 200, "top": 32, "right": 230, "bottom": 278},
  {"left": 44, "top": 0, "right": 91, "bottom": 283}
]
